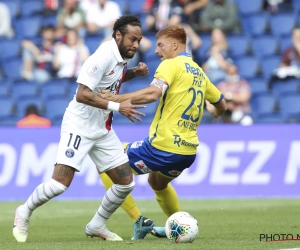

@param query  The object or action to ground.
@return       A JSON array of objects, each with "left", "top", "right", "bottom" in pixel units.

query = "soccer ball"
[{"left": 165, "top": 211, "right": 198, "bottom": 243}]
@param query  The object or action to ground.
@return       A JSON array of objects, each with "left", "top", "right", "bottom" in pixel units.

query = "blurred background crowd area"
[{"left": 1, "top": 0, "right": 300, "bottom": 126}]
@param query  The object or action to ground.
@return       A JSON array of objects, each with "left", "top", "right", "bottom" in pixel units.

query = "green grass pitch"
[{"left": 1, "top": 199, "right": 300, "bottom": 250}]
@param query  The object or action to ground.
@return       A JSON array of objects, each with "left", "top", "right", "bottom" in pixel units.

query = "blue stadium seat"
[
  {"left": 21, "top": 0, "right": 44, "bottom": 16},
  {"left": 0, "top": 83, "right": 11, "bottom": 97},
  {"left": 278, "top": 93, "right": 300, "bottom": 122},
  {"left": 227, "top": 35, "right": 250, "bottom": 57},
  {"left": 251, "top": 92, "right": 277, "bottom": 116},
  {"left": 245, "top": 13, "right": 269, "bottom": 36},
  {"left": 248, "top": 78, "right": 269, "bottom": 96},
  {"left": 235, "top": 56, "right": 260, "bottom": 79},
  {"left": 260, "top": 56, "right": 281, "bottom": 79},
  {"left": 40, "top": 82, "right": 70, "bottom": 101},
  {"left": 270, "top": 14, "right": 296, "bottom": 37},
  {"left": 0, "top": 39, "right": 21, "bottom": 61},
  {"left": 128, "top": 0, "right": 144, "bottom": 15},
  {"left": 111, "top": 0, "right": 127, "bottom": 14},
  {"left": 272, "top": 81, "right": 299, "bottom": 99},
  {"left": 0, "top": 115, "right": 19, "bottom": 126},
  {"left": 12, "top": 81, "right": 39, "bottom": 100},
  {"left": 16, "top": 97, "right": 44, "bottom": 118},
  {"left": 14, "top": 16, "right": 42, "bottom": 39},
  {"left": 254, "top": 113, "right": 285, "bottom": 124},
  {"left": 292, "top": 0, "right": 300, "bottom": 11},
  {"left": 42, "top": 15, "right": 57, "bottom": 27},
  {"left": 45, "top": 96, "right": 70, "bottom": 121},
  {"left": 0, "top": 97, "right": 15, "bottom": 117},
  {"left": 279, "top": 36, "right": 292, "bottom": 53},
  {"left": 2, "top": 0, "right": 20, "bottom": 19},
  {"left": 69, "top": 83, "right": 78, "bottom": 97},
  {"left": 126, "top": 80, "right": 150, "bottom": 93},
  {"left": 236, "top": 0, "right": 263, "bottom": 15},
  {"left": 195, "top": 34, "right": 210, "bottom": 63},
  {"left": 143, "top": 33, "right": 159, "bottom": 63},
  {"left": 85, "top": 35, "right": 103, "bottom": 54},
  {"left": 145, "top": 58, "right": 160, "bottom": 79},
  {"left": 251, "top": 36, "right": 279, "bottom": 58},
  {"left": 2, "top": 57, "right": 22, "bottom": 80}
]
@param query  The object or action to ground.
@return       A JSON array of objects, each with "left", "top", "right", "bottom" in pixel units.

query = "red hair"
[{"left": 156, "top": 25, "right": 187, "bottom": 45}]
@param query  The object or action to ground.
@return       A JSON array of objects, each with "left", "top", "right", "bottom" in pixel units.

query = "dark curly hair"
[{"left": 112, "top": 14, "right": 141, "bottom": 39}]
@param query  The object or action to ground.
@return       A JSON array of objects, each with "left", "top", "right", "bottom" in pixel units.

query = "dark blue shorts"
[{"left": 126, "top": 138, "right": 196, "bottom": 178}]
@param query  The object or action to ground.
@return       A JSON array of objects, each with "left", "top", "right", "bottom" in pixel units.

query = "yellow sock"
[
  {"left": 153, "top": 183, "right": 180, "bottom": 217},
  {"left": 99, "top": 173, "right": 141, "bottom": 222}
]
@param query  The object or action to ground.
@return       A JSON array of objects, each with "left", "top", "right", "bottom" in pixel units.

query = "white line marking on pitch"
[{"left": 279, "top": 248, "right": 300, "bottom": 250}]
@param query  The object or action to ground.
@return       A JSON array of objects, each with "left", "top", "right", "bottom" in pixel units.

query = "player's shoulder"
[{"left": 89, "top": 41, "right": 114, "bottom": 62}]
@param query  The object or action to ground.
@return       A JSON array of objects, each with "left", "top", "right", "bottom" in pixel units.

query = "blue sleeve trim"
[{"left": 210, "top": 94, "right": 224, "bottom": 104}]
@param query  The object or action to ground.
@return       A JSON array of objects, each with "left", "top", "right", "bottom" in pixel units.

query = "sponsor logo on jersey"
[
  {"left": 168, "top": 170, "right": 182, "bottom": 176},
  {"left": 87, "top": 64, "right": 100, "bottom": 78},
  {"left": 131, "top": 141, "right": 144, "bottom": 148},
  {"left": 134, "top": 160, "right": 152, "bottom": 174},
  {"left": 65, "top": 148, "right": 75, "bottom": 158},
  {"left": 173, "top": 134, "right": 198, "bottom": 148}
]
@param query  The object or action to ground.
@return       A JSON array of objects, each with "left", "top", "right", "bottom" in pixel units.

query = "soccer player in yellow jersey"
[{"left": 100, "top": 25, "right": 227, "bottom": 240}]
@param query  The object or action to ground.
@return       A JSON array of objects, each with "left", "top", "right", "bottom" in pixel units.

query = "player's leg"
[
  {"left": 147, "top": 172, "right": 178, "bottom": 238},
  {"left": 85, "top": 130, "right": 149, "bottom": 241},
  {"left": 13, "top": 164, "right": 74, "bottom": 242},
  {"left": 99, "top": 172, "right": 154, "bottom": 240},
  {"left": 85, "top": 162, "right": 133, "bottom": 241},
  {"left": 13, "top": 129, "right": 90, "bottom": 242},
  {"left": 99, "top": 172, "right": 141, "bottom": 222},
  {"left": 100, "top": 142, "right": 141, "bottom": 222},
  {"left": 99, "top": 141, "right": 154, "bottom": 240},
  {"left": 148, "top": 172, "right": 179, "bottom": 217}
]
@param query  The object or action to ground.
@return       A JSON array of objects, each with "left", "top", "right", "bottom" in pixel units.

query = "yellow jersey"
[{"left": 148, "top": 52, "right": 223, "bottom": 155}]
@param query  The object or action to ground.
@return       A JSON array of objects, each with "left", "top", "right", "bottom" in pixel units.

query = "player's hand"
[
  {"left": 133, "top": 62, "right": 149, "bottom": 77},
  {"left": 99, "top": 89, "right": 116, "bottom": 101},
  {"left": 205, "top": 100, "right": 218, "bottom": 118},
  {"left": 119, "top": 97, "right": 146, "bottom": 122}
]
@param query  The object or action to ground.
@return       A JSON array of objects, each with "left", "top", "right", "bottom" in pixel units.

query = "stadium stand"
[{"left": 0, "top": 0, "right": 300, "bottom": 125}]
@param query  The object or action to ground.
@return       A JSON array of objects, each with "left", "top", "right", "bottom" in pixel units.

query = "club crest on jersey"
[
  {"left": 87, "top": 64, "right": 100, "bottom": 78},
  {"left": 65, "top": 148, "right": 75, "bottom": 158},
  {"left": 168, "top": 170, "right": 182, "bottom": 176},
  {"left": 134, "top": 160, "right": 152, "bottom": 174},
  {"left": 108, "top": 70, "right": 114, "bottom": 75}
]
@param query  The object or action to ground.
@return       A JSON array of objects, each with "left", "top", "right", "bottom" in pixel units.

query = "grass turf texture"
[{"left": 1, "top": 199, "right": 300, "bottom": 250}]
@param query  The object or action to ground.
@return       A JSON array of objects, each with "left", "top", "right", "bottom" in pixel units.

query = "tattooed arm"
[
  {"left": 76, "top": 83, "right": 109, "bottom": 109},
  {"left": 76, "top": 83, "right": 146, "bottom": 122}
]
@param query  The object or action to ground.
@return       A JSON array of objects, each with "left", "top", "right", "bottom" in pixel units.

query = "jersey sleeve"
[
  {"left": 76, "top": 47, "right": 110, "bottom": 91},
  {"left": 205, "top": 77, "right": 224, "bottom": 104}
]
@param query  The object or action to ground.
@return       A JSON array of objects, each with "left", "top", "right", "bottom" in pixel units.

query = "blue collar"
[{"left": 178, "top": 52, "right": 192, "bottom": 57}]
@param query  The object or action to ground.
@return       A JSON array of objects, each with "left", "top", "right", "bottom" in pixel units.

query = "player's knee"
[
  {"left": 50, "top": 178, "right": 68, "bottom": 196},
  {"left": 148, "top": 175, "right": 168, "bottom": 191},
  {"left": 115, "top": 181, "right": 135, "bottom": 194}
]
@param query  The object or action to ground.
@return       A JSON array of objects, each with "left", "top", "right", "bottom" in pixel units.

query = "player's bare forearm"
[
  {"left": 103, "top": 85, "right": 161, "bottom": 104},
  {"left": 123, "top": 63, "right": 149, "bottom": 82},
  {"left": 123, "top": 68, "right": 137, "bottom": 82},
  {"left": 76, "top": 83, "right": 109, "bottom": 109},
  {"left": 206, "top": 99, "right": 227, "bottom": 118}
]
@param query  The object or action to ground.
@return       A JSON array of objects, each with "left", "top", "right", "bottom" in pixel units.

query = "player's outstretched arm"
[
  {"left": 119, "top": 97, "right": 146, "bottom": 122},
  {"left": 100, "top": 84, "right": 162, "bottom": 104},
  {"left": 76, "top": 84, "right": 145, "bottom": 122},
  {"left": 205, "top": 99, "right": 227, "bottom": 118}
]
